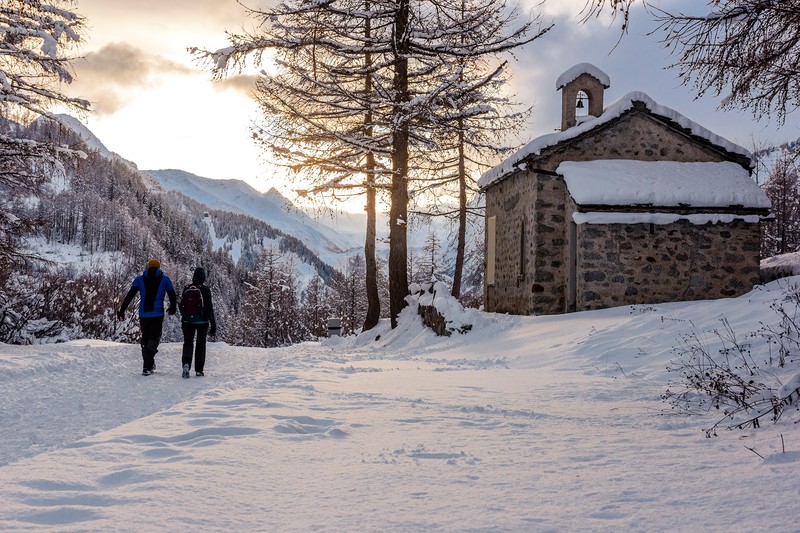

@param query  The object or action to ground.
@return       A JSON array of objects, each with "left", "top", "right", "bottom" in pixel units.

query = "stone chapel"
[{"left": 478, "top": 63, "right": 771, "bottom": 315}]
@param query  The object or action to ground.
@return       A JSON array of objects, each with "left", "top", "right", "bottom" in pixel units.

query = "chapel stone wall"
[{"left": 575, "top": 219, "right": 762, "bottom": 310}]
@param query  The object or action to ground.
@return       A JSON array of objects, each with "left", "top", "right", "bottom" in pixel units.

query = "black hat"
[{"left": 192, "top": 267, "right": 206, "bottom": 285}]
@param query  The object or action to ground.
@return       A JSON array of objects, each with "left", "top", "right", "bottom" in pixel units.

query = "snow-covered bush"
[
  {"left": 0, "top": 263, "right": 145, "bottom": 345},
  {"left": 54, "top": 270, "right": 140, "bottom": 343},
  {"left": 0, "top": 272, "right": 65, "bottom": 344}
]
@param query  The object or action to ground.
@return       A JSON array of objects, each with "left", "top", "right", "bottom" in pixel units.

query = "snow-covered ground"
[
  {"left": 23, "top": 238, "right": 133, "bottom": 277},
  {"left": 1, "top": 280, "right": 799, "bottom": 532}
]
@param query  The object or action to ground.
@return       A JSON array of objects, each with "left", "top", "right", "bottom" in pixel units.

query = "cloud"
[
  {"left": 214, "top": 74, "right": 259, "bottom": 96},
  {"left": 70, "top": 42, "right": 194, "bottom": 115}
]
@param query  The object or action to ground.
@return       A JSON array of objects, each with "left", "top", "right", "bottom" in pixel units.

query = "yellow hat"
[{"left": 146, "top": 259, "right": 161, "bottom": 269}]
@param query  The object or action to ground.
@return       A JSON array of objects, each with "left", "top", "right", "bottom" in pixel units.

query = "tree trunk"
[
  {"left": 781, "top": 179, "right": 787, "bottom": 255},
  {"left": 363, "top": 166, "right": 381, "bottom": 331},
  {"left": 451, "top": 124, "right": 467, "bottom": 299},
  {"left": 362, "top": 3, "right": 380, "bottom": 332},
  {"left": 389, "top": 0, "right": 410, "bottom": 328}
]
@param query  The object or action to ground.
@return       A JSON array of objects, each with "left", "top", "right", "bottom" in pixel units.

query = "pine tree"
[
  {"left": 414, "top": 229, "right": 444, "bottom": 284},
  {"left": 0, "top": 0, "right": 89, "bottom": 271},
  {"left": 762, "top": 152, "right": 800, "bottom": 257},
  {"left": 194, "top": 0, "right": 549, "bottom": 328},
  {"left": 239, "top": 246, "right": 305, "bottom": 347},
  {"left": 583, "top": 0, "right": 800, "bottom": 123},
  {"left": 301, "top": 275, "right": 333, "bottom": 338},
  {"left": 332, "top": 254, "right": 368, "bottom": 335}
]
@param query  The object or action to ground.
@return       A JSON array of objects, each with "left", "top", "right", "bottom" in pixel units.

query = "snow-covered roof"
[
  {"left": 555, "top": 63, "right": 610, "bottom": 90},
  {"left": 761, "top": 251, "right": 800, "bottom": 282},
  {"left": 478, "top": 91, "right": 754, "bottom": 190},
  {"left": 558, "top": 160, "right": 770, "bottom": 209}
]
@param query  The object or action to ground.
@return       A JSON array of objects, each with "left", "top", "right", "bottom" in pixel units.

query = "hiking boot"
[
  {"left": 142, "top": 369, "right": 154, "bottom": 376},
  {"left": 196, "top": 371, "right": 204, "bottom": 377},
  {"left": 182, "top": 364, "right": 190, "bottom": 379}
]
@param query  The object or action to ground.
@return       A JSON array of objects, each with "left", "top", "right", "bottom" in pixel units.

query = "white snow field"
[{"left": 1, "top": 280, "right": 800, "bottom": 532}]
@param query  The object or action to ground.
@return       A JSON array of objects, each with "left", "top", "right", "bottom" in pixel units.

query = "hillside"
[
  {"left": 50, "top": 116, "right": 339, "bottom": 282},
  {"left": 48, "top": 116, "right": 340, "bottom": 282},
  {"left": 144, "top": 169, "right": 362, "bottom": 267},
  {"left": 144, "top": 167, "right": 486, "bottom": 297}
]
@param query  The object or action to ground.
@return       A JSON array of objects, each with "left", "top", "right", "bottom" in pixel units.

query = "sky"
[{"left": 66, "top": 0, "right": 800, "bottom": 199}]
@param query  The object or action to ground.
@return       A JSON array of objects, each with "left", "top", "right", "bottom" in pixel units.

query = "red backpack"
[{"left": 180, "top": 285, "right": 205, "bottom": 323}]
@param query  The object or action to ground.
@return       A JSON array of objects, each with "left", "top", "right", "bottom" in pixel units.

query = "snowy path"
[
  {"left": 1, "top": 292, "right": 799, "bottom": 531},
  {"left": 0, "top": 340, "right": 269, "bottom": 466}
]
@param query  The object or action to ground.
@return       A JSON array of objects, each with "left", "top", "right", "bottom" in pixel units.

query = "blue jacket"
[{"left": 119, "top": 267, "right": 177, "bottom": 318}]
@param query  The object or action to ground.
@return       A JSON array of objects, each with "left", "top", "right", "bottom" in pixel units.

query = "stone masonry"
[
  {"left": 574, "top": 219, "right": 762, "bottom": 311},
  {"left": 484, "top": 171, "right": 536, "bottom": 314}
]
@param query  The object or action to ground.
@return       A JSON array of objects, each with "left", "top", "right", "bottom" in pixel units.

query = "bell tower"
[{"left": 556, "top": 63, "right": 610, "bottom": 131}]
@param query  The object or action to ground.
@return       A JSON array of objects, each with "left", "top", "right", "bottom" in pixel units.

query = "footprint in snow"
[
  {"left": 20, "top": 508, "right": 99, "bottom": 525},
  {"left": 271, "top": 414, "right": 348, "bottom": 438},
  {"left": 117, "top": 426, "right": 261, "bottom": 447}
]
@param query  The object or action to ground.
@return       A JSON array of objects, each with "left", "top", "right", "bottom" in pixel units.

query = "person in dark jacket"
[
  {"left": 180, "top": 267, "right": 216, "bottom": 378},
  {"left": 117, "top": 259, "right": 177, "bottom": 375}
]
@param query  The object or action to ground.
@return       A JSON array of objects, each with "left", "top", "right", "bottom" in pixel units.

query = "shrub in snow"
[
  {"left": 408, "top": 282, "right": 473, "bottom": 337},
  {"left": 760, "top": 281, "right": 800, "bottom": 368},
  {"left": 664, "top": 319, "right": 770, "bottom": 428},
  {"left": 0, "top": 266, "right": 145, "bottom": 345},
  {"left": 665, "top": 284, "right": 800, "bottom": 437},
  {"left": 0, "top": 273, "right": 65, "bottom": 344}
]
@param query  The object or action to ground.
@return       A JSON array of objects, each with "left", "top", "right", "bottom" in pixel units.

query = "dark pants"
[
  {"left": 182, "top": 323, "right": 209, "bottom": 372},
  {"left": 140, "top": 316, "right": 164, "bottom": 371}
]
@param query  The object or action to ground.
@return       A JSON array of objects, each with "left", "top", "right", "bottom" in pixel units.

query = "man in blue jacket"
[{"left": 117, "top": 259, "right": 177, "bottom": 375}]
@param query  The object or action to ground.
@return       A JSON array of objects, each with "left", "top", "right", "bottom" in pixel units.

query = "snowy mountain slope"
[
  {"left": 49, "top": 115, "right": 351, "bottom": 280},
  {"left": 145, "top": 168, "right": 362, "bottom": 266},
  {"left": 1, "top": 279, "right": 799, "bottom": 530},
  {"left": 145, "top": 168, "right": 484, "bottom": 284},
  {"left": 202, "top": 215, "right": 323, "bottom": 286},
  {"left": 52, "top": 114, "right": 139, "bottom": 171}
]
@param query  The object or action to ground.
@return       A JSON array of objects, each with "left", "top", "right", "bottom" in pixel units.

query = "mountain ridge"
[{"left": 144, "top": 168, "right": 362, "bottom": 267}]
